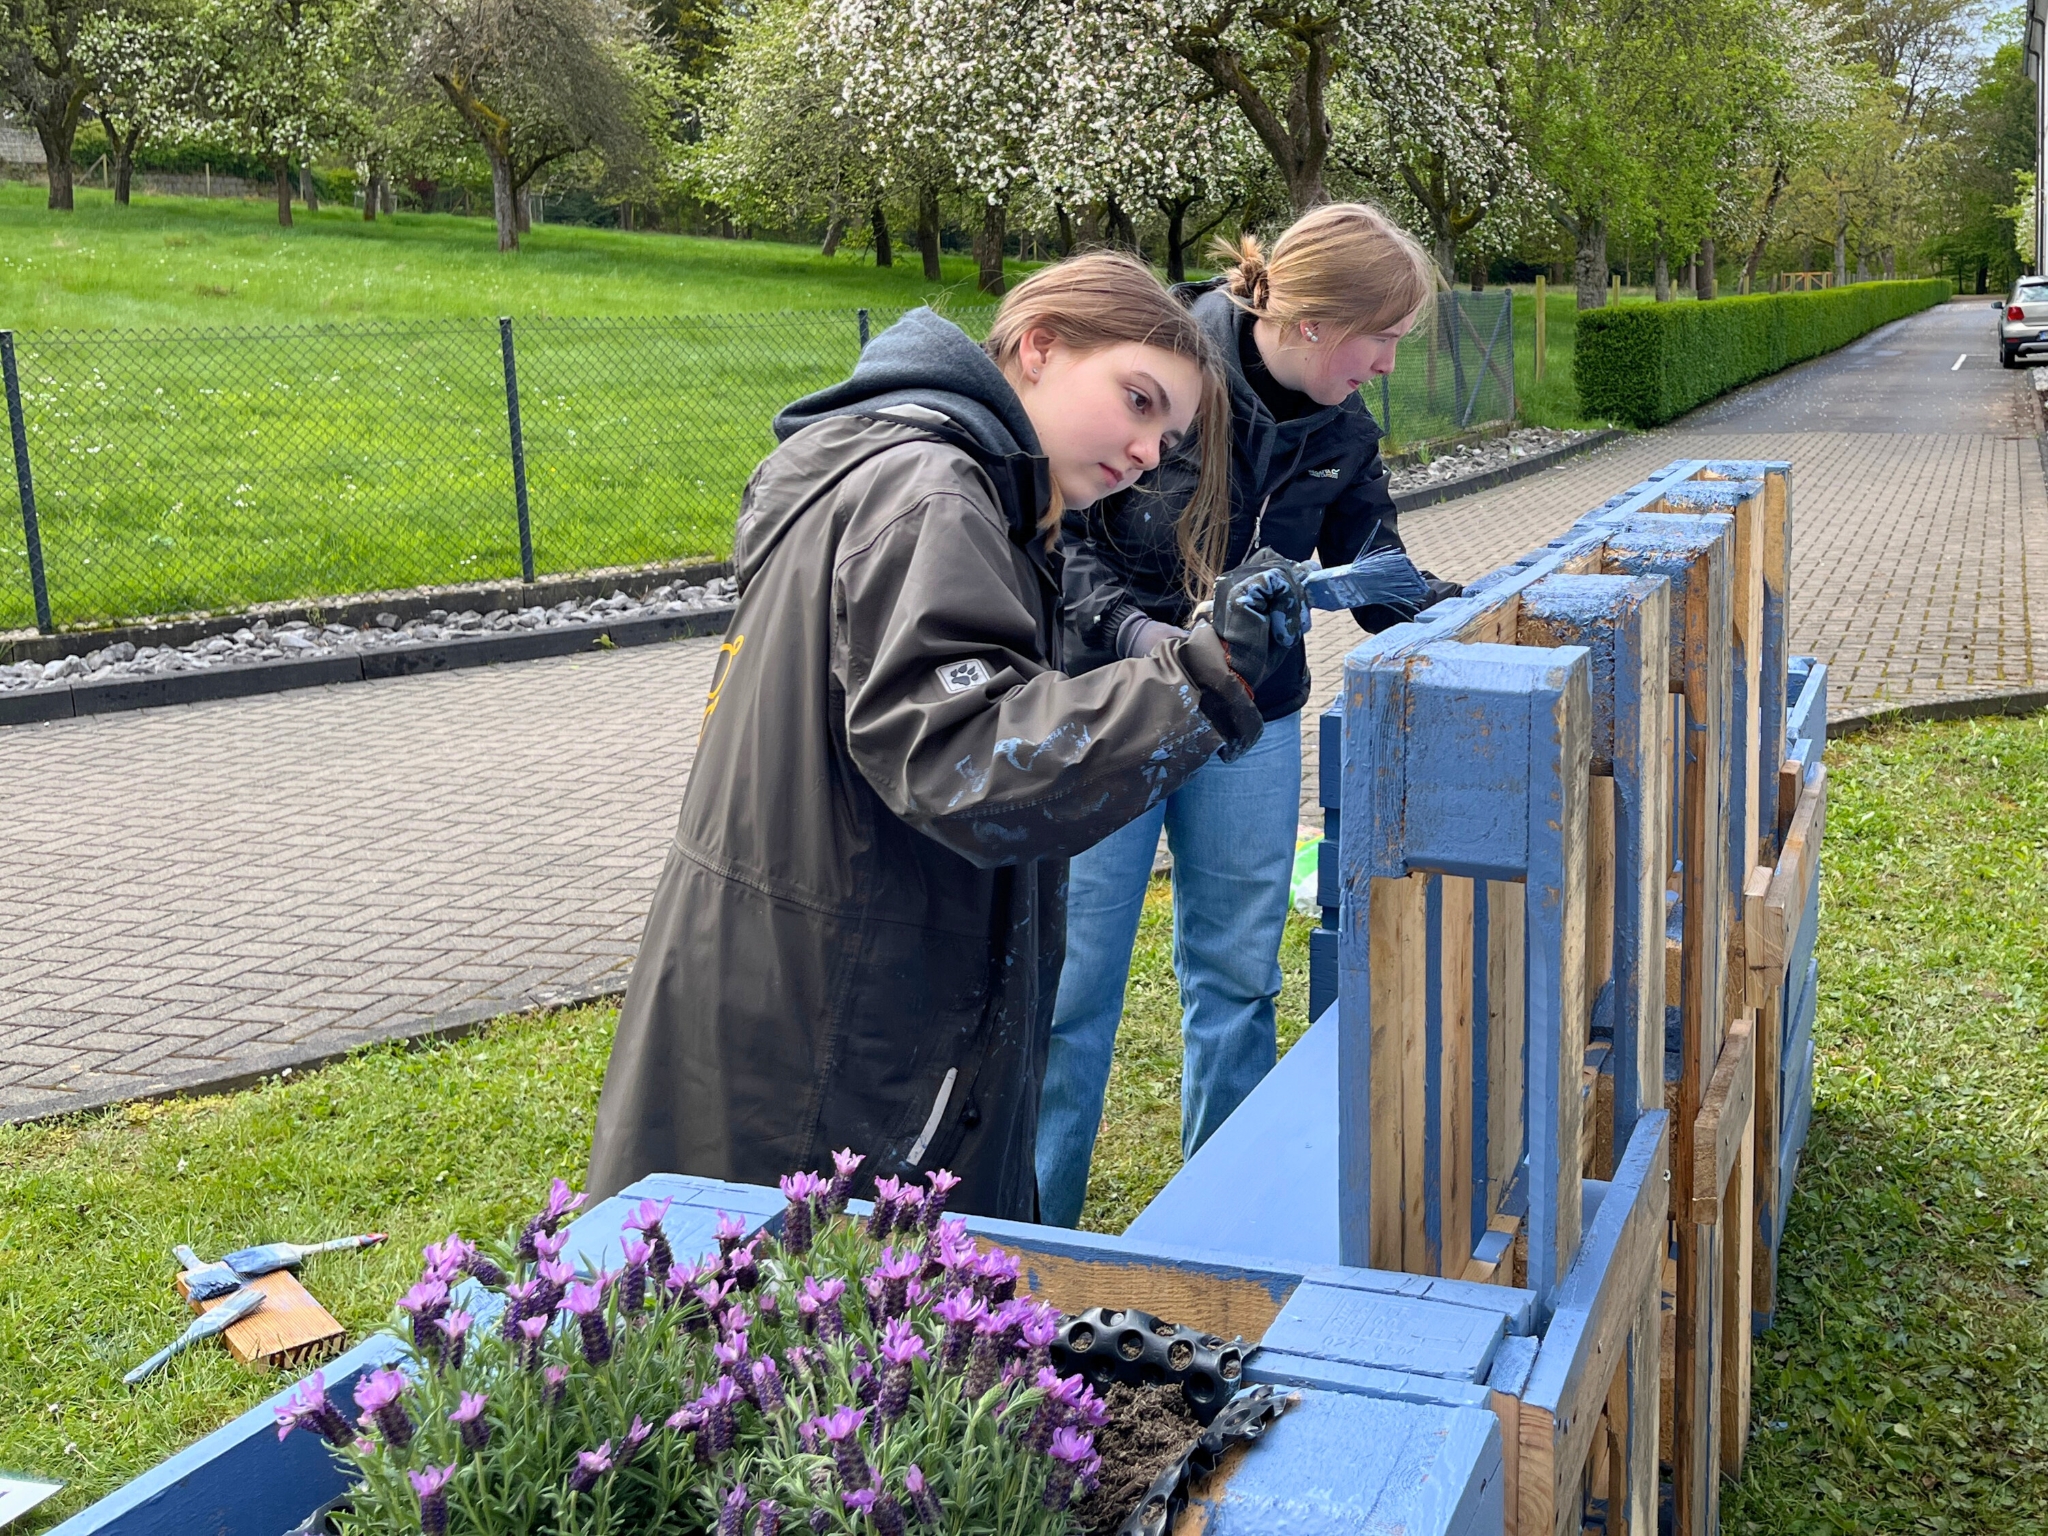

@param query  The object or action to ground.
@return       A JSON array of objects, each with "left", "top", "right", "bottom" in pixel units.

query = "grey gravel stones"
[
  {"left": 0, "top": 577, "right": 738, "bottom": 694},
  {"left": 1387, "top": 427, "right": 1595, "bottom": 496}
]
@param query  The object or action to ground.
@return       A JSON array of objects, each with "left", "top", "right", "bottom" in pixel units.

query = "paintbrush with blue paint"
[
  {"left": 124, "top": 1285, "right": 265, "bottom": 1385},
  {"left": 175, "top": 1233, "right": 387, "bottom": 1302}
]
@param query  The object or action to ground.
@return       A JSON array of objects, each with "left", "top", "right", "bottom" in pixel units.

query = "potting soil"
[{"left": 1071, "top": 1381, "right": 1203, "bottom": 1536}]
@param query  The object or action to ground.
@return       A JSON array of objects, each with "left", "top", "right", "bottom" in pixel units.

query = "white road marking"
[{"left": 1953, "top": 353, "right": 1967, "bottom": 371}]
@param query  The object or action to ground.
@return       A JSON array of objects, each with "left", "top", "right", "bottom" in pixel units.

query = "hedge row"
[{"left": 1573, "top": 278, "right": 1953, "bottom": 427}]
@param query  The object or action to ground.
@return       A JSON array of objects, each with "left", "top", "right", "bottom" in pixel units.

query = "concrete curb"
[
  {"left": 1392, "top": 429, "right": 1628, "bottom": 515},
  {"left": 1829, "top": 688, "right": 2048, "bottom": 738},
  {"left": 0, "top": 602, "right": 737, "bottom": 729},
  {"left": 0, "top": 980, "right": 629, "bottom": 1127}
]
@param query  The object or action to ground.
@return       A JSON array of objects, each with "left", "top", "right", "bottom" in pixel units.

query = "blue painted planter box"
[{"left": 54, "top": 1173, "right": 1520, "bottom": 1536}]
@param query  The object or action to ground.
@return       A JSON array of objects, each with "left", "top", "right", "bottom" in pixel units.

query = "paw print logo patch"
[{"left": 936, "top": 658, "right": 991, "bottom": 694}]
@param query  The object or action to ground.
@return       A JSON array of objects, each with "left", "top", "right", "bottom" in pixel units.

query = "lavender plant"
[{"left": 277, "top": 1159, "right": 1107, "bottom": 1536}]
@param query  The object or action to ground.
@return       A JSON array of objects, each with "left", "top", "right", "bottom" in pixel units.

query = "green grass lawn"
[
  {"left": 3, "top": 710, "right": 2044, "bottom": 1531},
  {"left": 0, "top": 182, "right": 998, "bottom": 329}
]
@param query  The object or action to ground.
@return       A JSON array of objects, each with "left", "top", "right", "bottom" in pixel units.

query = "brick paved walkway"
[{"left": 5, "top": 303, "right": 2042, "bottom": 1120}]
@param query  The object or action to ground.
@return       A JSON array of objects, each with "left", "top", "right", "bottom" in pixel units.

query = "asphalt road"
[{"left": 1677, "top": 297, "right": 2033, "bottom": 435}]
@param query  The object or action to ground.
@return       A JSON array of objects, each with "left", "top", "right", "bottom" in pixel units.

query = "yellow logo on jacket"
[{"left": 705, "top": 634, "right": 744, "bottom": 719}]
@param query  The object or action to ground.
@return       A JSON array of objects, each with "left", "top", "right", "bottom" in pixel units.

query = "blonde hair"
[
  {"left": 1213, "top": 203, "right": 1436, "bottom": 341},
  {"left": 985, "top": 251, "right": 1233, "bottom": 600}
]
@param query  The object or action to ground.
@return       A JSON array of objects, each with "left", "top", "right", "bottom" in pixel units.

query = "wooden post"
[{"left": 1534, "top": 275, "right": 1548, "bottom": 386}]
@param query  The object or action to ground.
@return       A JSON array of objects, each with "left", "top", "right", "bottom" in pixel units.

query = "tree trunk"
[
  {"left": 1744, "top": 162, "right": 1787, "bottom": 293},
  {"left": 1654, "top": 243, "right": 1671, "bottom": 304},
  {"left": 1106, "top": 195, "right": 1137, "bottom": 251},
  {"left": 1883, "top": 248, "right": 1895, "bottom": 280},
  {"left": 1573, "top": 218, "right": 1607, "bottom": 309},
  {"left": 272, "top": 161, "right": 294, "bottom": 227},
  {"left": 1432, "top": 233, "right": 1456, "bottom": 286},
  {"left": 487, "top": 150, "right": 517, "bottom": 251},
  {"left": 383, "top": 178, "right": 396, "bottom": 215},
  {"left": 917, "top": 187, "right": 941, "bottom": 280},
  {"left": 1164, "top": 200, "right": 1189, "bottom": 283},
  {"left": 820, "top": 210, "right": 845, "bottom": 257},
  {"left": 112, "top": 125, "right": 138, "bottom": 206},
  {"left": 1054, "top": 201, "right": 1074, "bottom": 257},
  {"left": 300, "top": 159, "right": 319, "bottom": 211},
  {"left": 871, "top": 204, "right": 891, "bottom": 267},
  {"left": 1697, "top": 236, "right": 1716, "bottom": 300},
  {"left": 1832, "top": 194, "right": 1847, "bottom": 287},
  {"left": 514, "top": 186, "right": 531, "bottom": 233},
  {"left": 363, "top": 163, "right": 381, "bottom": 221},
  {"left": 974, "top": 200, "right": 1006, "bottom": 295},
  {"left": 1470, "top": 254, "right": 1485, "bottom": 292},
  {"left": 36, "top": 117, "right": 78, "bottom": 212}
]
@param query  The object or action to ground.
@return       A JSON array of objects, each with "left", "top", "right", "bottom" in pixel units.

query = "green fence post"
[
  {"left": 1, "top": 331, "right": 52, "bottom": 633},
  {"left": 499, "top": 316, "right": 536, "bottom": 585}
]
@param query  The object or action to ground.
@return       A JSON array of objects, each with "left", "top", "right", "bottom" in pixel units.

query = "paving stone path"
[{"left": 4, "top": 300, "right": 2040, "bottom": 1120}]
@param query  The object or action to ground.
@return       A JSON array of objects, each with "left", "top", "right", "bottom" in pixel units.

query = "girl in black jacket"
[{"left": 1039, "top": 205, "right": 1451, "bottom": 1226}]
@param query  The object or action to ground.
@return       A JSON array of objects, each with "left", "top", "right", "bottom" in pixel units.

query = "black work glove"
[
  {"left": 1177, "top": 624, "right": 1264, "bottom": 762},
  {"left": 1421, "top": 572, "right": 1464, "bottom": 606},
  {"left": 1211, "top": 546, "right": 1309, "bottom": 690}
]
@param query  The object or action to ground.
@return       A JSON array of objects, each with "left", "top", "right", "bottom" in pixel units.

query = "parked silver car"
[{"left": 1998, "top": 276, "right": 2048, "bottom": 367}]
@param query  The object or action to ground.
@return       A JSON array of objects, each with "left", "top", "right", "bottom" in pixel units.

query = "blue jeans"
[{"left": 1036, "top": 714, "right": 1302, "bottom": 1228}]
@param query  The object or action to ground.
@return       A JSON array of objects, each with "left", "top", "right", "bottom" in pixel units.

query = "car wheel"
[{"left": 2001, "top": 345, "right": 2019, "bottom": 369}]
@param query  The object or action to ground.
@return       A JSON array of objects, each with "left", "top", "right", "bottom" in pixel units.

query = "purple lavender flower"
[
  {"left": 757, "top": 1288, "right": 781, "bottom": 1324},
  {"left": 421, "top": 1237, "right": 467, "bottom": 1285},
  {"left": 751, "top": 1356, "right": 786, "bottom": 1412},
  {"left": 877, "top": 1319, "right": 929, "bottom": 1423},
  {"left": 1071, "top": 1384, "right": 1110, "bottom": 1432},
  {"left": 516, "top": 1314, "right": 548, "bottom": 1370},
  {"left": 891, "top": 1185, "right": 926, "bottom": 1237},
  {"left": 543, "top": 1365, "right": 570, "bottom": 1408},
  {"left": 433, "top": 1309, "right": 474, "bottom": 1371},
  {"left": 827, "top": 1148, "right": 864, "bottom": 1212},
  {"left": 755, "top": 1499, "right": 783, "bottom": 1536},
  {"left": 273, "top": 1370, "right": 353, "bottom": 1447},
  {"left": 780, "top": 1172, "right": 824, "bottom": 1256},
  {"left": 718, "top": 1303, "right": 753, "bottom": 1340},
  {"left": 624, "top": 1196, "right": 676, "bottom": 1278},
  {"left": 568, "top": 1441, "right": 613, "bottom": 1495},
  {"left": 1023, "top": 1369, "right": 1085, "bottom": 1454},
  {"left": 1018, "top": 1304, "right": 1060, "bottom": 1375},
  {"left": 616, "top": 1416, "right": 654, "bottom": 1470},
  {"left": 904, "top": 1464, "right": 942, "bottom": 1526},
  {"left": 718, "top": 1484, "right": 750, "bottom": 1536},
  {"left": 842, "top": 1489, "right": 877, "bottom": 1518},
  {"left": 852, "top": 1360, "right": 878, "bottom": 1408},
  {"left": 398, "top": 1278, "right": 451, "bottom": 1353},
  {"left": 715, "top": 1212, "right": 747, "bottom": 1258},
  {"left": 352, "top": 1367, "right": 415, "bottom": 1449},
  {"left": 808, "top": 1509, "right": 831, "bottom": 1534},
  {"left": 871, "top": 1246, "right": 923, "bottom": 1320},
  {"left": 870, "top": 1493, "right": 908, "bottom": 1536},
  {"left": 818, "top": 1405, "right": 872, "bottom": 1490},
  {"left": 534, "top": 1257, "right": 574, "bottom": 1315},
  {"left": 700, "top": 1376, "right": 742, "bottom": 1454},
  {"left": 715, "top": 1330, "right": 751, "bottom": 1386},
  {"left": 619, "top": 1237, "right": 653, "bottom": 1316},
  {"left": 866, "top": 1176, "right": 905, "bottom": 1240},
  {"left": 1041, "top": 1428, "right": 1098, "bottom": 1512},
  {"left": 533, "top": 1228, "right": 571, "bottom": 1263},
  {"left": 974, "top": 1250, "right": 1021, "bottom": 1304},
  {"left": 800, "top": 1275, "right": 847, "bottom": 1342},
  {"left": 784, "top": 1344, "right": 816, "bottom": 1381},
  {"left": 562, "top": 1281, "right": 612, "bottom": 1365},
  {"left": 448, "top": 1391, "right": 490, "bottom": 1453},
  {"left": 730, "top": 1241, "right": 761, "bottom": 1292},
  {"left": 688, "top": 1276, "right": 734, "bottom": 1334},
  {"left": 454, "top": 1237, "right": 507, "bottom": 1287},
  {"left": 963, "top": 1310, "right": 1008, "bottom": 1401},
  {"left": 540, "top": 1177, "right": 585, "bottom": 1233},
  {"left": 408, "top": 1464, "right": 457, "bottom": 1536},
  {"left": 501, "top": 1277, "right": 545, "bottom": 1340},
  {"left": 934, "top": 1290, "right": 984, "bottom": 1372},
  {"left": 922, "top": 1170, "right": 961, "bottom": 1231}
]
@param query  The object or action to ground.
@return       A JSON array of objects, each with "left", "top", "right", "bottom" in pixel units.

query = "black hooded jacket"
[
  {"left": 586, "top": 310, "right": 1253, "bottom": 1219},
  {"left": 1063, "top": 278, "right": 1407, "bottom": 721}
]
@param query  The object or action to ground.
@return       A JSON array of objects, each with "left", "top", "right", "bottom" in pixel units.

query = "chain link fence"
[{"left": 0, "top": 293, "right": 1509, "bottom": 634}]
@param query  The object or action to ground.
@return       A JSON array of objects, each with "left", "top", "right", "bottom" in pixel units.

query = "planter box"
[{"left": 55, "top": 1173, "right": 1521, "bottom": 1536}]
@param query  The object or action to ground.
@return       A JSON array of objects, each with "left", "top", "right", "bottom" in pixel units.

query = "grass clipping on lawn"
[{"left": 2, "top": 714, "right": 2046, "bottom": 1532}]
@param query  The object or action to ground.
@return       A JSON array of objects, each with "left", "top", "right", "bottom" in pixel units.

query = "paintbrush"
[
  {"left": 216, "top": 1232, "right": 387, "bottom": 1279},
  {"left": 174, "top": 1243, "right": 246, "bottom": 1303},
  {"left": 124, "top": 1286, "right": 265, "bottom": 1385}
]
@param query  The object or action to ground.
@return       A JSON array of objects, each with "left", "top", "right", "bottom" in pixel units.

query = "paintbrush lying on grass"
[
  {"left": 124, "top": 1286, "right": 265, "bottom": 1385},
  {"left": 176, "top": 1234, "right": 386, "bottom": 1302}
]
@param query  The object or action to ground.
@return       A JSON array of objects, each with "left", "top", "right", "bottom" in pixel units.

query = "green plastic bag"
[{"left": 1291, "top": 829, "right": 1322, "bottom": 915}]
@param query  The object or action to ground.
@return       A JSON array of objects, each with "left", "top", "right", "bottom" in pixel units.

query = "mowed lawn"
[
  {"left": 0, "top": 188, "right": 1006, "bottom": 630},
  {"left": 3, "top": 711, "right": 2045, "bottom": 1532}
]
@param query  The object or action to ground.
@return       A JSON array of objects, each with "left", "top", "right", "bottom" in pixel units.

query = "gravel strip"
[
  {"left": 1387, "top": 427, "right": 1596, "bottom": 496},
  {"left": 0, "top": 577, "right": 737, "bottom": 694}
]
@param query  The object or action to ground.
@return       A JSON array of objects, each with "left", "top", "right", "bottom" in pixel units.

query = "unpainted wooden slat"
[
  {"left": 1488, "top": 879, "right": 1527, "bottom": 1225},
  {"left": 1691, "top": 1015, "right": 1755, "bottom": 1223},
  {"left": 1441, "top": 875, "right": 1477, "bottom": 1277},
  {"left": 1720, "top": 1067, "right": 1756, "bottom": 1477},
  {"left": 1752, "top": 985, "right": 1785, "bottom": 1322},
  {"left": 1370, "top": 871, "right": 1430, "bottom": 1273}
]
